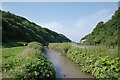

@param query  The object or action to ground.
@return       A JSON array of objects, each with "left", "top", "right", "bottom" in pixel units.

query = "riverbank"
[
  {"left": 48, "top": 43, "right": 120, "bottom": 79},
  {"left": 2, "top": 42, "right": 55, "bottom": 79}
]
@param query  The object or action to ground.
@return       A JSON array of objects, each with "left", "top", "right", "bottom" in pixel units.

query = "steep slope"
[
  {"left": 2, "top": 11, "right": 71, "bottom": 45},
  {"left": 81, "top": 8, "right": 120, "bottom": 45}
]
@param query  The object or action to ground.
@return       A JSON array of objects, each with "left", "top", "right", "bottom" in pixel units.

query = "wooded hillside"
[
  {"left": 81, "top": 8, "right": 120, "bottom": 45},
  {"left": 2, "top": 11, "right": 71, "bottom": 45}
]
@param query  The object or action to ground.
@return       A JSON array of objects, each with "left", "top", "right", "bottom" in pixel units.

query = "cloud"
[
  {"left": 38, "top": 21, "right": 73, "bottom": 40},
  {"left": 38, "top": 22, "right": 63, "bottom": 34},
  {"left": 74, "top": 9, "right": 115, "bottom": 41},
  {"left": 38, "top": 9, "right": 115, "bottom": 42}
]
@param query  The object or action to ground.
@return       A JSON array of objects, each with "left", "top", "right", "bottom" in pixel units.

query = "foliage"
[
  {"left": 2, "top": 47, "right": 25, "bottom": 72},
  {"left": 49, "top": 43, "right": 71, "bottom": 53},
  {"left": 48, "top": 43, "right": 120, "bottom": 79},
  {"left": 2, "top": 40, "right": 28, "bottom": 48},
  {"left": 2, "top": 42, "right": 56, "bottom": 79},
  {"left": 2, "top": 10, "right": 71, "bottom": 46},
  {"left": 81, "top": 8, "right": 120, "bottom": 45}
]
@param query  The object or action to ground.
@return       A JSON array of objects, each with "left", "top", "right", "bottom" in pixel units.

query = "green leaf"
[{"left": 47, "top": 74, "right": 50, "bottom": 77}]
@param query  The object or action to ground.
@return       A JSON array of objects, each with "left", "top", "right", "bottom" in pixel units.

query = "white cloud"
[
  {"left": 74, "top": 9, "right": 115, "bottom": 42},
  {"left": 37, "top": 9, "right": 116, "bottom": 42},
  {"left": 38, "top": 21, "right": 73, "bottom": 41},
  {"left": 38, "top": 22, "right": 63, "bottom": 34}
]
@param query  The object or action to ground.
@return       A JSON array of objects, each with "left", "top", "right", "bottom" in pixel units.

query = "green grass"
[
  {"left": 2, "top": 47, "right": 25, "bottom": 59},
  {"left": 72, "top": 43, "right": 118, "bottom": 58},
  {"left": 48, "top": 42, "right": 120, "bottom": 79}
]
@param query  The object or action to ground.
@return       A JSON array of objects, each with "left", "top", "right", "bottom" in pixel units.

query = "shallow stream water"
[{"left": 44, "top": 47, "right": 95, "bottom": 78}]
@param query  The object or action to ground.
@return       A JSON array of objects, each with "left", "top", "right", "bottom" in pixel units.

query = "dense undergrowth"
[
  {"left": 48, "top": 43, "right": 120, "bottom": 79},
  {"left": 2, "top": 42, "right": 55, "bottom": 79}
]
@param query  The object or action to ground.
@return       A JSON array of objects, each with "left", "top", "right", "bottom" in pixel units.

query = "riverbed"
[{"left": 44, "top": 47, "right": 95, "bottom": 78}]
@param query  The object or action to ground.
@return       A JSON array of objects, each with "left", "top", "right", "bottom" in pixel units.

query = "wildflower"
[{"left": 26, "top": 57, "right": 30, "bottom": 60}]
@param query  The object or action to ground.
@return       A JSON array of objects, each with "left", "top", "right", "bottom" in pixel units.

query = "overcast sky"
[{"left": 2, "top": 2, "right": 118, "bottom": 42}]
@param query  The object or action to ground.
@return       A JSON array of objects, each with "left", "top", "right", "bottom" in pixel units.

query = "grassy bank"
[
  {"left": 2, "top": 42, "right": 55, "bottom": 79},
  {"left": 48, "top": 43, "right": 120, "bottom": 79}
]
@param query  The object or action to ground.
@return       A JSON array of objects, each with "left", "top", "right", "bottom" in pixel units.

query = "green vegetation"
[
  {"left": 2, "top": 46, "right": 24, "bottom": 59},
  {"left": 48, "top": 43, "right": 120, "bottom": 79},
  {"left": 2, "top": 42, "right": 55, "bottom": 79},
  {"left": 2, "top": 10, "right": 71, "bottom": 46},
  {"left": 81, "top": 8, "right": 120, "bottom": 45},
  {"left": 2, "top": 40, "right": 28, "bottom": 48},
  {"left": 1, "top": 5, "right": 119, "bottom": 79}
]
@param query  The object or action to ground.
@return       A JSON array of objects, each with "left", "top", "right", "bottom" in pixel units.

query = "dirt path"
[
  {"left": 2, "top": 46, "right": 24, "bottom": 51},
  {"left": 16, "top": 47, "right": 32, "bottom": 59},
  {"left": 72, "top": 43, "right": 87, "bottom": 49}
]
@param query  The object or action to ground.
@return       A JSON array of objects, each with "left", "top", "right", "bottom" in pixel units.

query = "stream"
[{"left": 44, "top": 47, "right": 95, "bottom": 78}]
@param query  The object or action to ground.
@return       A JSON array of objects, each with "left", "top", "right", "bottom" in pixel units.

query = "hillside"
[
  {"left": 81, "top": 8, "right": 120, "bottom": 45},
  {"left": 2, "top": 11, "right": 71, "bottom": 45}
]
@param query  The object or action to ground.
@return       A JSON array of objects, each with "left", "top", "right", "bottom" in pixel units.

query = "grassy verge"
[
  {"left": 2, "top": 42, "right": 55, "bottom": 79},
  {"left": 2, "top": 47, "right": 25, "bottom": 58},
  {"left": 48, "top": 43, "right": 120, "bottom": 79}
]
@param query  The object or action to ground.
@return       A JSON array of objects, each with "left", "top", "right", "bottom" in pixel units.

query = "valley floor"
[{"left": 1, "top": 42, "right": 120, "bottom": 79}]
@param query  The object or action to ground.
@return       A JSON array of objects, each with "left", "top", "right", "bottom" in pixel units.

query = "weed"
[{"left": 48, "top": 43, "right": 120, "bottom": 79}]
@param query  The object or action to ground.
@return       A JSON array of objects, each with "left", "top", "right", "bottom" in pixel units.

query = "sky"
[{"left": 2, "top": 2, "right": 118, "bottom": 42}]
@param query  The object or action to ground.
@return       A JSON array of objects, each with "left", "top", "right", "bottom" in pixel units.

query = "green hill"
[
  {"left": 2, "top": 11, "right": 71, "bottom": 46},
  {"left": 81, "top": 8, "right": 120, "bottom": 45}
]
